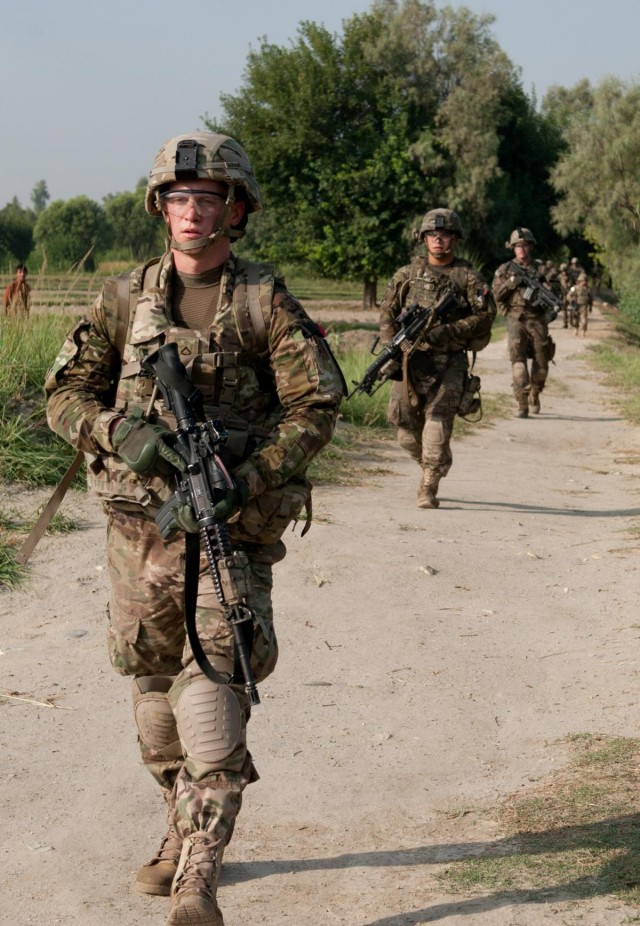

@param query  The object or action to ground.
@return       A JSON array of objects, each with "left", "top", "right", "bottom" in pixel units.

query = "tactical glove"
[
  {"left": 169, "top": 501, "right": 200, "bottom": 534},
  {"left": 210, "top": 481, "right": 250, "bottom": 521},
  {"left": 159, "top": 481, "right": 249, "bottom": 538},
  {"left": 111, "top": 410, "right": 186, "bottom": 475}
]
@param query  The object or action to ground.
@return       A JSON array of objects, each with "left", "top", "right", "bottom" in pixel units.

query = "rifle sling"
[
  {"left": 15, "top": 451, "right": 85, "bottom": 565},
  {"left": 184, "top": 531, "right": 253, "bottom": 687}
]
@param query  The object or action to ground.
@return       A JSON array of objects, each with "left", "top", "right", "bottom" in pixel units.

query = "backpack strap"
[
  {"left": 246, "top": 262, "right": 268, "bottom": 355},
  {"left": 114, "top": 271, "right": 132, "bottom": 356}
]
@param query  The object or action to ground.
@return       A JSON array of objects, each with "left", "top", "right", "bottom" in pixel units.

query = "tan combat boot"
[
  {"left": 417, "top": 475, "right": 440, "bottom": 509},
  {"left": 529, "top": 390, "right": 541, "bottom": 414},
  {"left": 515, "top": 394, "right": 529, "bottom": 418},
  {"left": 136, "top": 824, "right": 183, "bottom": 896},
  {"left": 167, "top": 832, "right": 224, "bottom": 926}
]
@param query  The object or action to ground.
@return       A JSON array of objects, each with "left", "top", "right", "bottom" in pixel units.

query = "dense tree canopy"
[
  {"left": 548, "top": 77, "right": 640, "bottom": 292},
  {"left": 0, "top": 199, "right": 34, "bottom": 264},
  {"left": 33, "top": 196, "right": 108, "bottom": 271},
  {"left": 103, "top": 183, "right": 164, "bottom": 261},
  {"left": 208, "top": 0, "right": 563, "bottom": 298}
]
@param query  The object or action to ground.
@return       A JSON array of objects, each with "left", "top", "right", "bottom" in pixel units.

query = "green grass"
[
  {"left": 0, "top": 300, "right": 512, "bottom": 585},
  {"left": 589, "top": 341, "right": 640, "bottom": 425},
  {"left": 0, "top": 314, "right": 80, "bottom": 487},
  {"left": 437, "top": 734, "right": 640, "bottom": 906},
  {"left": 0, "top": 314, "right": 84, "bottom": 588}
]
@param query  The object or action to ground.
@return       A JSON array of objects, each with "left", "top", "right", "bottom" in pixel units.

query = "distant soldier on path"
[
  {"left": 571, "top": 272, "right": 593, "bottom": 337},
  {"left": 379, "top": 208, "right": 495, "bottom": 509},
  {"left": 492, "top": 228, "right": 555, "bottom": 418}
]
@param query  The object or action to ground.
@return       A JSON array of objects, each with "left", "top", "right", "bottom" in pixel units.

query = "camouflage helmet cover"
[
  {"left": 560, "top": 262, "right": 568, "bottom": 270},
  {"left": 145, "top": 132, "right": 262, "bottom": 217},
  {"left": 506, "top": 227, "right": 537, "bottom": 248},
  {"left": 578, "top": 272, "right": 588, "bottom": 281},
  {"left": 419, "top": 208, "right": 464, "bottom": 239}
]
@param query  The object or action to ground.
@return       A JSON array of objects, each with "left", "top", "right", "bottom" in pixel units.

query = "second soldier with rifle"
[
  {"left": 45, "top": 131, "right": 345, "bottom": 926},
  {"left": 492, "top": 227, "right": 559, "bottom": 418},
  {"left": 378, "top": 208, "right": 495, "bottom": 509}
]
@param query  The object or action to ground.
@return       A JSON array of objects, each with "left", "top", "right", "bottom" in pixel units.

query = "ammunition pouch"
[
  {"left": 457, "top": 373, "right": 482, "bottom": 421},
  {"left": 229, "top": 477, "right": 312, "bottom": 545}
]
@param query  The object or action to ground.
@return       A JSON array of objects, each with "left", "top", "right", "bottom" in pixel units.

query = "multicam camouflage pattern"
[
  {"left": 378, "top": 255, "right": 495, "bottom": 486},
  {"left": 105, "top": 491, "right": 280, "bottom": 830},
  {"left": 492, "top": 259, "right": 549, "bottom": 317},
  {"left": 379, "top": 255, "right": 495, "bottom": 358},
  {"left": 145, "top": 132, "right": 262, "bottom": 217},
  {"left": 492, "top": 259, "right": 553, "bottom": 405},
  {"left": 45, "top": 251, "right": 344, "bottom": 544},
  {"left": 506, "top": 227, "right": 536, "bottom": 248},
  {"left": 46, "top": 249, "right": 343, "bottom": 840},
  {"left": 571, "top": 277, "right": 593, "bottom": 335},
  {"left": 418, "top": 208, "right": 464, "bottom": 239}
]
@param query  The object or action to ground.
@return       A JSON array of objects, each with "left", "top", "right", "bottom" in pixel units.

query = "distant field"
[{"left": 1, "top": 267, "right": 367, "bottom": 311}]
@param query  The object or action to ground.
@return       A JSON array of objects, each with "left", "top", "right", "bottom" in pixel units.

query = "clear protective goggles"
[{"left": 159, "top": 189, "right": 227, "bottom": 217}]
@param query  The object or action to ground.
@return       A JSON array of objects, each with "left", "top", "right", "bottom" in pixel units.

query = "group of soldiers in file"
[{"left": 43, "top": 128, "right": 597, "bottom": 926}]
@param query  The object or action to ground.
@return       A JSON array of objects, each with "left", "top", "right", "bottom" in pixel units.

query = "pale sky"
[{"left": 1, "top": 0, "right": 638, "bottom": 209}]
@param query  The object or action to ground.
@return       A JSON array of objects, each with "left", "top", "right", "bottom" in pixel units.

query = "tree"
[
  {"left": 103, "top": 185, "right": 164, "bottom": 261},
  {"left": 208, "top": 0, "right": 522, "bottom": 305},
  {"left": 34, "top": 196, "right": 109, "bottom": 271},
  {"left": 480, "top": 84, "right": 566, "bottom": 266},
  {"left": 549, "top": 78, "right": 640, "bottom": 292},
  {"left": 0, "top": 198, "right": 34, "bottom": 264},
  {"left": 31, "top": 180, "right": 50, "bottom": 216}
]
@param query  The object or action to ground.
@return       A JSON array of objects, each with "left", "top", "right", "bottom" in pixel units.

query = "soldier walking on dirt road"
[{"left": 45, "top": 131, "right": 344, "bottom": 926}]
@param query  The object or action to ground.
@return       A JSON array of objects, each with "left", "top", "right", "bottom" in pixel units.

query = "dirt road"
[{"left": 2, "top": 304, "right": 640, "bottom": 925}]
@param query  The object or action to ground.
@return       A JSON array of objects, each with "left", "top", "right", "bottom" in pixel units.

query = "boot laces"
[{"left": 175, "top": 834, "right": 220, "bottom": 893}]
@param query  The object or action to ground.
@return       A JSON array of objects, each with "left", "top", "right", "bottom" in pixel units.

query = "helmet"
[
  {"left": 560, "top": 262, "right": 568, "bottom": 271},
  {"left": 145, "top": 132, "right": 262, "bottom": 218},
  {"left": 506, "top": 227, "right": 536, "bottom": 248},
  {"left": 570, "top": 256, "right": 579, "bottom": 265},
  {"left": 419, "top": 208, "right": 464, "bottom": 239},
  {"left": 578, "top": 272, "right": 588, "bottom": 281}
]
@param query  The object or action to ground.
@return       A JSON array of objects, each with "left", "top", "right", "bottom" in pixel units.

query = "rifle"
[
  {"left": 506, "top": 261, "right": 561, "bottom": 322},
  {"left": 142, "top": 341, "right": 260, "bottom": 706},
  {"left": 348, "top": 287, "right": 461, "bottom": 398}
]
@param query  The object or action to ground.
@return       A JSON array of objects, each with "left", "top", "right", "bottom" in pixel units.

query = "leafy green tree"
[
  {"left": 103, "top": 184, "right": 164, "bottom": 261},
  {"left": 481, "top": 84, "right": 566, "bottom": 267},
  {"left": 208, "top": 0, "right": 521, "bottom": 304},
  {"left": 0, "top": 198, "right": 34, "bottom": 264},
  {"left": 31, "top": 180, "right": 50, "bottom": 216},
  {"left": 549, "top": 78, "right": 640, "bottom": 292},
  {"left": 33, "top": 196, "right": 109, "bottom": 271}
]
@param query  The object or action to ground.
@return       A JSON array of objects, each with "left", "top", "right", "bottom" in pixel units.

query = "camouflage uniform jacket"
[
  {"left": 378, "top": 255, "right": 494, "bottom": 399},
  {"left": 45, "top": 252, "right": 345, "bottom": 543},
  {"left": 379, "top": 255, "right": 494, "bottom": 352},
  {"left": 571, "top": 281, "right": 593, "bottom": 309},
  {"left": 492, "top": 260, "right": 547, "bottom": 319},
  {"left": 558, "top": 269, "right": 571, "bottom": 295}
]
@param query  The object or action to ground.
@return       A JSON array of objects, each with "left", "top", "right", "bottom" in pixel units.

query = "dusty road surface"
[{"left": 2, "top": 304, "right": 640, "bottom": 926}]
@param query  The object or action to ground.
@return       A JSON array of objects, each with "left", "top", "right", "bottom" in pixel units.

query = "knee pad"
[
  {"left": 132, "top": 675, "right": 182, "bottom": 759},
  {"left": 175, "top": 678, "right": 243, "bottom": 768},
  {"left": 396, "top": 427, "right": 421, "bottom": 463},
  {"left": 512, "top": 362, "right": 529, "bottom": 390}
]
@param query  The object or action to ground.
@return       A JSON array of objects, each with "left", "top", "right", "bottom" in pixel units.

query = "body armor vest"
[{"left": 87, "top": 254, "right": 311, "bottom": 543}]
